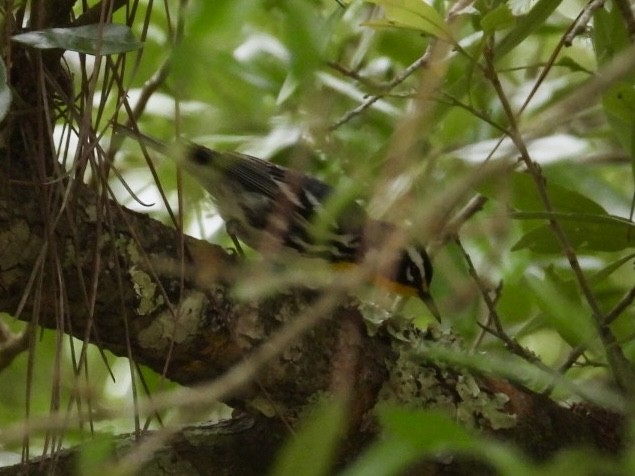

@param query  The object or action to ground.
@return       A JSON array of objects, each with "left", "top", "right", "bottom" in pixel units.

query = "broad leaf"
[
  {"left": 479, "top": 173, "right": 607, "bottom": 215},
  {"left": 526, "top": 270, "right": 597, "bottom": 348},
  {"left": 362, "top": 0, "right": 453, "bottom": 42},
  {"left": 602, "top": 82, "right": 635, "bottom": 162},
  {"left": 342, "top": 406, "right": 477, "bottom": 476},
  {"left": 12, "top": 24, "right": 142, "bottom": 55},
  {"left": 270, "top": 398, "right": 347, "bottom": 476},
  {"left": 593, "top": 4, "right": 635, "bottom": 182},
  {"left": 512, "top": 213, "right": 635, "bottom": 253},
  {"left": 496, "top": 0, "right": 563, "bottom": 59},
  {"left": 589, "top": 253, "right": 635, "bottom": 284},
  {"left": 480, "top": 4, "right": 516, "bottom": 33}
]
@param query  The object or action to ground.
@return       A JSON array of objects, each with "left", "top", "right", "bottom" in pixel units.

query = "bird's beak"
[{"left": 420, "top": 292, "right": 442, "bottom": 323}]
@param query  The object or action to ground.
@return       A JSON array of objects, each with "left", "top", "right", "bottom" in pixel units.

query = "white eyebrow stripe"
[
  {"left": 406, "top": 246, "right": 425, "bottom": 275},
  {"left": 303, "top": 190, "right": 322, "bottom": 208}
]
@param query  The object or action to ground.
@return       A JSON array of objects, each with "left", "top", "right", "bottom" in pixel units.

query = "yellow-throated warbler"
[{"left": 115, "top": 125, "right": 440, "bottom": 321}]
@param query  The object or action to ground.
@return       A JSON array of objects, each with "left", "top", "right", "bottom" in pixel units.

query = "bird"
[{"left": 114, "top": 124, "right": 441, "bottom": 321}]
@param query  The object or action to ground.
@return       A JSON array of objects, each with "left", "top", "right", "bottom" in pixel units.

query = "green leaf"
[
  {"left": 342, "top": 406, "right": 476, "bottom": 476},
  {"left": 362, "top": 0, "right": 453, "bottom": 42},
  {"left": 480, "top": 4, "right": 516, "bottom": 33},
  {"left": 341, "top": 437, "right": 423, "bottom": 476},
  {"left": 76, "top": 434, "right": 115, "bottom": 476},
  {"left": 554, "top": 57, "right": 594, "bottom": 75},
  {"left": 593, "top": 4, "right": 630, "bottom": 66},
  {"left": 280, "top": 0, "right": 325, "bottom": 82},
  {"left": 496, "top": 0, "right": 563, "bottom": 60},
  {"left": 511, "top": 213, "right": 635, "bottom": 253},
  {"left": 12, "top": 24, "right": 143, "bottom": 55},
  {"left": 270, "top": 398, "right": 347, "bottom": 476},
  {"left": 602, "top": 82, "right": 635, "bottom": 161},
  {"left": 589, "top": 253, "right": 635, "bottom": 285},
  {"left": 187, "top": 0, "right": 254, "bottom": 38},
  {"left": 378, "top": 406, "right": 475, "bottom": 450},
  {"left": 593, "top": 3, "right": 635, "bottom": 181},
  {"left": 526, "top": 269, "right": 597, "bottom": 349},
  {"left": 479, "top": 173, "right": 608, "bottom": 215},
  {"left": 0, "top": 57, "right": 11, "bottom": 122}
]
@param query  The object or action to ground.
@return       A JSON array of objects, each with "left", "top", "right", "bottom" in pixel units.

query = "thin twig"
[
  {"left": 454, "top": 237, "right": 538, "bottom": 363},
  {"left": 470, "top": 280, "right": 503, "bottom": 352},
  {"left": 520, "top": 5, "right": 582, "bottom": 115},
  {"left": 326, "top": 61, "right": 384, "bottom": 91},
  {"left": 614, "top": 0, "right": 635, "bottom": 43},
  {"left": 558, "top": 345, "right": 588, "bottom": 375},
  {"left": 428, "top": 194, "right": 488, "bottom": 254},
  {"left": 439, "top": 93, "right": 509, "bottom": 136},
  {"left": 564, "top": 0, "right": 605, "bottom": 47},
  {"left": 130, "top": 57, "right": 172, "bottom": 125},
  {"left": 604, "top": 286, "right": 635, "bottom": 326}
]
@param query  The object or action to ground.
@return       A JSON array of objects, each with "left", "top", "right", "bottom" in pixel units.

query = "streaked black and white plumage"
[{"left": 116, "top": 125, "right": 440, "bottom": 321}]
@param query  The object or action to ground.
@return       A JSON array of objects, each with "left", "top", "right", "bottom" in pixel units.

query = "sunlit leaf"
[
  {"left": 12, "top": 24, "right": 142, "bottom": 55},
  {"left": 362, "top": 0, "right": 453, "bottom": 42}
]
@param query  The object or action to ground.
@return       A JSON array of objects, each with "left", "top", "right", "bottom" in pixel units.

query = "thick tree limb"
[{"left": 0, "top": 165, "right": 625, "bottom": 474}]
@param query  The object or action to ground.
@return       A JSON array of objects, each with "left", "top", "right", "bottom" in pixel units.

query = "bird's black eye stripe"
[{"left": 423, "top": 252, "right": 433, "bottom": 285}]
